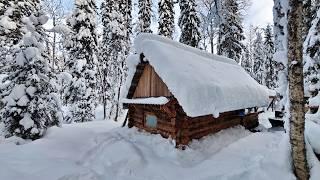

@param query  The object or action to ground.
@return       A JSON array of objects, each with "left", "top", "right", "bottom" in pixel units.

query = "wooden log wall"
[
  {"left": 175, "top": 107, "right": 259, "bottom": 146},
  {"left": 128, "top": 99, "right": 259, "bottom": 146},
  {"left": 128, "top": 103, "right": 177, "bottom": 139}
]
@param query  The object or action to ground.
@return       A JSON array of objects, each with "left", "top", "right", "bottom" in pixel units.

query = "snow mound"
[
  {"left": 125, "top": 34, "right": 270, "bottom": 117},
  {"left": 0, "top": 120, "right": 297, "bottom": 180}
]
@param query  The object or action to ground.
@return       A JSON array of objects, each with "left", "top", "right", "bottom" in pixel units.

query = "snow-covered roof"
[
  {"left": 122, "top": 33, "right": 270, "bottom": 117},
  {"left": 121, "top": 97, "right": 169, "bottom": 105}
]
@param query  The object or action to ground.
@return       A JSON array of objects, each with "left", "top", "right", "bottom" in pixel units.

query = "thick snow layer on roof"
[
  {"left": 121, "top": 97, "right": 169, "bottom": 105},
  {"left": 126, "top": 34, "right": 270, "bottom": 117}
]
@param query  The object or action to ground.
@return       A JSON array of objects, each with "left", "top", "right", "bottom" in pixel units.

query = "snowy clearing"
[{"left": 0, "top": 113, "right": 304, "bottom": 180}]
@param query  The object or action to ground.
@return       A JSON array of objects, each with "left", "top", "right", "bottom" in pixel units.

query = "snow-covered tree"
[
  {"left": 273, "top": 0, "right": 288, "bottom": 110},
  {"left": 196, "top": 0, "right": 216, "bottom": 53},
  {"left": 100, "top": 0, "right": 130, "bottom": 121},
  {"left": 264, "top": 25, "right": 277, "bottom": 89},
  {"left": 178, "top": 0, "right": 201, "bottom": 47},
  {"left": 304, "top": 8, "right": 320, "bottom": 109},
  {"left": 158, "top": 0, "right": 174, "bottom": 38},
  {"left": 64, "top": 0, "right": 98, "bottom": 123},
  {"left": 241, "top": 25, "right": 256, "bottom": 76},
  {"left": 216, "top": 0, "right": 245, "bottom": 62},
  {"left": 0, "top": 0, "right": 38, "bottom": 68},
  {"left": 136, "top": 0, "right": 152, "bottom": 33},
  {"left": 241, "top": 45, "right": 252, "bottom": 75},
  {"left": 302, "top": 0, "right": 312, "bottom": 41},
  {"left": 0, "top": 8, "right": 62, "bottom": 139},
  {"left": 41, "top": 0, "right": 65, "bottom": 71},
  {"left": 252, "top": 31, "right": 265, "bottom": 84}
]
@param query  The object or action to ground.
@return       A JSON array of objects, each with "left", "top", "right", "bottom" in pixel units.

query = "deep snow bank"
[{"left": 0, "top": 119, "right": 297, "bottom": 180}]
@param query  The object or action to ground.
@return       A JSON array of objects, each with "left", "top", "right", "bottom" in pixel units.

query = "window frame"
[{"left": 144, "top": 112, "right": 158, "bottom": 129}]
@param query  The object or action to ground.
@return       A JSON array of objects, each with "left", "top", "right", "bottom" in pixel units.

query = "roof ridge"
[{"left": 134, "top": 33, "right": 239, "bottom": 66}]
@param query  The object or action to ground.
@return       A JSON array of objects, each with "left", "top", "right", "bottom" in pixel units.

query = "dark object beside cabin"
[
  {"left": 275, "top": 110, "right": 284, "bottom": 118},
  {"left": 269, "top": 118, "right": 285, "bottom": 128}
]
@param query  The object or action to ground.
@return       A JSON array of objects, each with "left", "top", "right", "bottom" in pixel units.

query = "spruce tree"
[
  {"left": 252, "top": 31, "right": 265, "bottom": 85},
  {"left": 137, "top": 0, "right": 152, "bottom": 33},
  {"left": 273, "top": 0, "right": 288, "bottom": 110},
  {"left": 217, "top": 0, "right": 245, "bottom": 62},
  {"left": 241, "top": 46, "right": 252, "bottom": 76},
  {"left": 302, "top": 0, "right": 312, "bottom": 41},
  {"left": 100, "top": 0, "right": 129, "bottom": 121},
  {"left": 264, "top": 25, "right": 277, "bottom": 89},
  {"left": 158, "top": 0, "right": 174, "bottom": 38},
  {"left": 178, "top": 0, "right": 201, "bottom": 47},
  {"left": 304, "top": 8, "right": 320, "bottom": 111},
  {"left": 0, "top": 0, "right": 39, "bottom": 68},
  {"left": 64, "top": 0, "right": 98, "bottom": 123},
  {"left": 0, "top": 3, "right": 62, "bottom": 139}
]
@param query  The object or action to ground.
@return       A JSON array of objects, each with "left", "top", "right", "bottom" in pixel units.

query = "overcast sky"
[
  {"left": 244, "top": 0, "right": 274, "bottom": 28},
  {"left": 59, "top": 0, "right": 274, "bottom": 29}
]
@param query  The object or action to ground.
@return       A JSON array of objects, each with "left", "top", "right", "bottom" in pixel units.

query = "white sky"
[{"left": 244, "top": 0, "right": 274, "bottom": 28}]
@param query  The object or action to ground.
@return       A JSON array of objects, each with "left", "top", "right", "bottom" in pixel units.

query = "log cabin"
[{"left": 121, "top": 34, "right": 271, "bottom": 146}]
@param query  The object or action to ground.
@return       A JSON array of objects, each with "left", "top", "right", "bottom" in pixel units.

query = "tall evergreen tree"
[
  {"left": 64, "top": 0, "right": 98, "bottom": 123},
  {"left": 137, "top": 0, "right": 152, "bottom": 33},
  {"left": 0, "top": 0, "right": 39, "bottom": 68},
  {"left": 273, "top": 0, "right": 288, "bottom": 110},
  {"left": 178, "top": 0, "right": 201, "bottom": 47},
  {"left": 241, "top": 46, "right": 252, "bottom": 75},
  {"left": 304, "top": 7, "right": 320, "bottom": 111},
  {"left": 100, "top": 0, "right": 129, "bottom": 121},
  {"left": 252, "top": 31, "right": 265, "bottom": 84},
  {"left": 241, "top": 25, "right": 256, "bottom": 77},
  {"left": 302, "top": 0, "right": 312, "bottom": 40},
  {"left": 264, "top": 25, "right": 277, "bottom": 89},
  {"left": 217, "top": 0, "right": 245, "bottom": 62},
  {"left": 0, "top": 2, "right": 62, "bottom": 139},
  {"left": 158, "top": 0, "right": 174, "bottom": 38}
]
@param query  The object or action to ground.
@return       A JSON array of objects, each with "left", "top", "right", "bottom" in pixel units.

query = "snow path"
[
  {"left": 60, "top": 128, "right": 294, "bottom": 180},
  {"left": 0, "top": 119, "right": 296, "bottom": 180}
]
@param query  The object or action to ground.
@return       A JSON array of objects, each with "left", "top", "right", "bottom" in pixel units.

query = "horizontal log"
[{"left": 190, "top": 128, "right": 221, "bottom": 139}]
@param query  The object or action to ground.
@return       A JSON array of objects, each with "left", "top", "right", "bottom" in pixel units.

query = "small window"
[{"left": 145, "top": 114, "right": 157, "bottom": 128}]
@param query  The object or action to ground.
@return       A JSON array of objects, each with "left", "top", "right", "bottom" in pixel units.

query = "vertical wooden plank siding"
[{"left": 133, "top": 64, "right": 171, "bottom": 98}]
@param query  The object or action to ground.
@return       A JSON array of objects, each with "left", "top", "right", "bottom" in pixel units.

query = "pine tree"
[
  {"left": 178, "top": 0, "right": 201, "bottom": 47},
  {"left": 241, "top": 25, "right": 256, "bottom": 77},
  {"left": 99, "top": 1, "right": 112, "bottom": 120},
  {"left": 304, "top": 7, "right": 320, "bottom": 111},
  {"left": 137, "top": 0, "right": 152, "bottom": 33},
  {"left": 0, "top": 4, "right": 62, "bottom": 139},
  {"left": 0, "top": 0, "right": 39, "bottom": 68},
  {"left": 302, "top": 0, "right": 312, "bottom": 41},
  {"left": 100, "top": 0, "right": 129, "bottom": 121},
  {"left": 264, "top": 25, "right": 277, "bottom": 89},
  {"left": 252, "top": 31, "right": 265, "bottom": 84},
  {"left": 64, "top": 0, "right": 98, "bottom": 123},
  {"left": 287, "top": 0, "right": 309, "bottom": 178},
  {"left": 241, "top": 46, "right": 252, "bottom": 75},
  {"left": 273, "top": 0, "right": 288, "bottom": 110},
  {"left": 217, "top": 0, "right": 245, "bottom": 62},
  {"left": 158, "top": 0, "right": 174, "bottom": 38}
]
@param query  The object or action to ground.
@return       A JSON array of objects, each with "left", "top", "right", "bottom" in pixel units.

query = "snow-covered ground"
[{"left": 0, "top": 111, "right": 319, "bottom": 180}]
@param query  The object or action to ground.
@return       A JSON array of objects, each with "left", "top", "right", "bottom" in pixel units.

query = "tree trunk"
[
  {"left": 287, "top": 0, "right": 309, "bottom": 179},
  {"left": 52, "top": 16, "right": 56, "bottom": 71}
]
